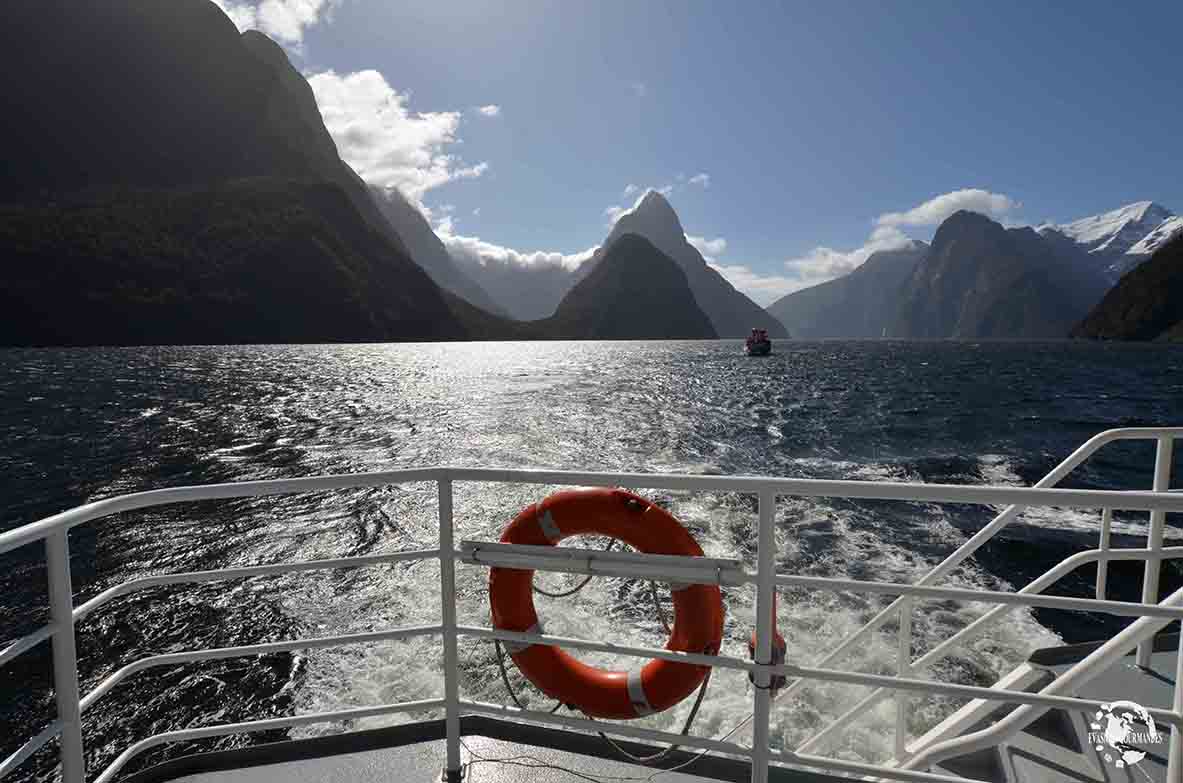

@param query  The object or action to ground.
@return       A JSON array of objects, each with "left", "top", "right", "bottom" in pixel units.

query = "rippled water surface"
[{"left": 3, "top": 340, "right": 1183, "bottom": 780}]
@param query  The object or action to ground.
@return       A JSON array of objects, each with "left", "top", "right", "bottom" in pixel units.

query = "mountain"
[
  {"left": 0, "top": 0, "right": 478, "bottom": 345},
  {"left": 888, "top": 211, "right": 1109, "bottom": 339},
  {"left": 1038, "top": 201, "right": 1181, "bottom": 283},
  {"left": 369, "top": 186, "right": 506, "bottom": 315},
  {"left": 766, "top": 242, "right": 928, "bottom": 338},
  {"left": 594, "top": 192, "right": 788, "bottom": 338},
  {"left": 1071, "top": 234, "right": 1183, "bottom": 341},
  {"left": 542, "top": 234, "right": 716, "bottom": 339},
  {"left": 0, "top": 181, "right": 468, "bottom": 345}
]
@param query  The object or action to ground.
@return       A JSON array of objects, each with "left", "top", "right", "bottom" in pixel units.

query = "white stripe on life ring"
[
  {"left": 538, "top": 509, "right": 562, "bottom": 542},
  {"left": 627, "top": 668, "right": 655, "bottom": 716}
]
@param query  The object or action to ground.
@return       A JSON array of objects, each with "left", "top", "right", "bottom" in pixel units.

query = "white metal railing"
[{"left": 0, "top": 427, "right": 1180, "bottom": 783}]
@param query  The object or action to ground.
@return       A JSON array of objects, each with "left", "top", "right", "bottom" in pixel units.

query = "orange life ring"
[{"left": 489, "top": 488, "right": 725, "bottom": 719}]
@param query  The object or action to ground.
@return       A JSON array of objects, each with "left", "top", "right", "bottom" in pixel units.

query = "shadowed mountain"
[
  {"left": 369, "top": 186, "right": 506, "bottom": 315},
  {"left": 0, "top": 0, "right": 482, "bottom": 345},
  {"left": 766, "top": 242, "right": 928, "bottom": 338},
  {"left": 888, "top": 211, "right": 1109, "bottom": 339},
  {"left": 545, "top": 234, "right": 716, "bottom": 339},
  {"left": 0, "top": 181, "right": 468, "bottom": 345},
  {"left": 1071, "top": 234, "right": 1183, "bottom": 341},
  {"left": 593, "top": 191, "right": 787, "bottom": 338}
]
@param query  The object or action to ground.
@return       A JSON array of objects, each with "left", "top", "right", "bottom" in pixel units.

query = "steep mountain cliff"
[
  {"left": 1071, "top": 234, "right": 1183, "bottom": 341},
  {"left": 766, "top": 242, "right": 927, "bottom": 338},
  {"left": 594, "top": 191, "right": 787, "bottom": 337},
  {"left": 0, "top": 0, "right": 476, "bottom": 345},
  {"left": 888, "top": 211, "right": 1109, "bottom": 339},
  {"left": 369, "top": 186, "right": 506, "bottom": 315}
]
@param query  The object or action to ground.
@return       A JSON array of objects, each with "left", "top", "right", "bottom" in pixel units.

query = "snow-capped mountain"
[{"left": 1038, "top": 201, "right": 1181, "bottom": 282}]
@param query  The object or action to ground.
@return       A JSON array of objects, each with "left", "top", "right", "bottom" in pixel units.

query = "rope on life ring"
[{"left": 488, "top": 488, "right": 725, "bottom": 720}]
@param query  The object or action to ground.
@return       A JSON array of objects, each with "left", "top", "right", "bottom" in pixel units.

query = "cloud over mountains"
[
  {"left": 212, "top": 0, "right": 338, "bottom": 46},
  {"left": 308, "top": 69, "right": 489, "bottom": 204}
]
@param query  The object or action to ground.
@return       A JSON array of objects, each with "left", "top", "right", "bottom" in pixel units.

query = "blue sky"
[{"left": 214, "top": 0, "right": 1183, "bottom": 303}]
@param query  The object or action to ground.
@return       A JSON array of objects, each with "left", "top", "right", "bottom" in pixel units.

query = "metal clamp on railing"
[{"left": 459, "top": 540, "right": 748, "bottom": 587}]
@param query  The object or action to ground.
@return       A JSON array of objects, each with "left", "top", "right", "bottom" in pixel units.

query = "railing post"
[
  {"left": 1139, "top": 436, "right": 1174, "bottom": 666},
  {"left": 1095, "top": 508, "right": 1112, "bottom": 600},
  {"left": 438, "top": 478, "right": 463, "bottom": 782},
  {"left": 750, "top": 489, "right": 777, "bottom": 783},
  {"left": 894, "top": 598, "right": 913, "bottom": 762},
  {"left": 1169, "top": 620, "right": 1183, "bottom": 782},
  {"left": 46, "top": 531, "right": 85, "bottom": 783}
]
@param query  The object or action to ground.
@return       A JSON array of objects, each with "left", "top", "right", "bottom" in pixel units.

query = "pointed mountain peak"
[
  {"left": 604, "top": 189, "right": 687, "bottom": 257},
  {"left": 612, "top": 188, "right": 684, "bottom": 233},
  {"left": 636, "top": 188, "right": 678, "bottom": 215}
]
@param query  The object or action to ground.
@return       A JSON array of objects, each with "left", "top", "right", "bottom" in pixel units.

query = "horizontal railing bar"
[
  {"left": 0, "top": 623, "right": 55, "bottom": 668},
  {"left": 449, "top": 468, "right": 1183, "bottom": 511},
  {"left": 0, "top": 468, "right": 447, "bottom": 554},
  {"left": 93, "top": 698, "right": 445, "bottom": 783},
  {"left": 786, "top": 660, "right": 1183, "bottom": 731},
  {"left": 73, "top": 549, "right": 440, "bottom": 623},
  {"left": 774, "top": 554, "right": 1183, "bottom": 619},
  {"left": 458, "top": 699, "right": 748, "bottom": 757},
  {"left": 461, "top": 542, "right": 747, "bottom": 586},
  {"left": 458, "top": 625, "right": 751, "bottom": 671},
  {"left": 0, "top": 720, "right": 63, "bottom": 778},
  {"left": 461, "top": 540, "right": 744, "bottom": 570},
  {"left": 460, "top": 624, "right": 1183, "bottom": 730},
  {"left": 80, "top": 625, "right": 442, "bottom": 713},
  {"left": 770, "top": 749, "right": 986, "bottom": 783},
  {"left": 463, "top": 541, "right": 1183, "bottom": 619}
]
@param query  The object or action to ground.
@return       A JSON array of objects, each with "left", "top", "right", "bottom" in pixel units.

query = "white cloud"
[
  {"left": 709, "top": 263, "right": 802, "bottom": 306},
  {"left": 781, "top": 225, "right": 914, "bottom": 293},
  {"left": 438, "top": 228, "right": 596, "bottom": 272},
  {"left": 211, "top": 0, "right": 338, "bottom": 46},
  {"left": 877, "top": 188, "right": 1017, "bottom": 227},
  {"left": 475, "top": 104, "right": 501, "bottom": 117},
  {"left": 623, "top": 184, "right": 640, "bottom": 198},
  {"left": 472, "top": 207, "right": 481, "bottom": 217},
  {"left": 629, "top": 81, "right": 648, "bottom": 97},
  {"left": 604, "top": 205, "right": 630, "bottom": 226},
  {"left": 688, "top": 173, "right": 710, "bottom": 188},
  {"left": 307, "top": 69, "right": 489, "bottom": 204},
  {"left": 686, "top": 234, "right": 727, "bottom": 258}
]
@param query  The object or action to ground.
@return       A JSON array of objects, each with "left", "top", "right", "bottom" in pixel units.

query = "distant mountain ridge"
[
  {"left": 767, "top": 201, "right": 1178, "bottom": 341},
  {"left": 888, "top": 211, "right": 1110, "bottom": 339},
  {"left": 766, "top": 242, "right": 927, "bottom": 338},
  {"left": 1038, "top": 201, "right": 1181, "bottom": 282}
]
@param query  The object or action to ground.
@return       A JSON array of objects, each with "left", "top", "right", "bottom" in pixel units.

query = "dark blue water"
[{"left": 2, "top": 340, "right": 1182, "bottom": 779}]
